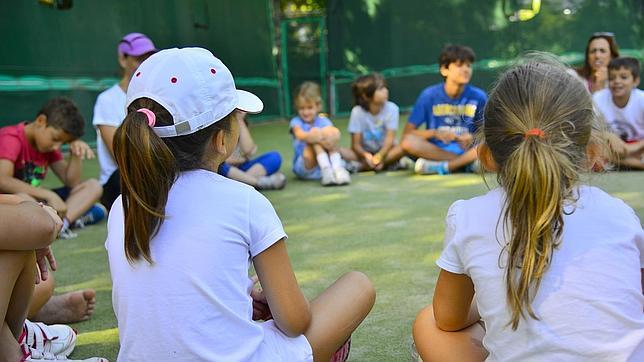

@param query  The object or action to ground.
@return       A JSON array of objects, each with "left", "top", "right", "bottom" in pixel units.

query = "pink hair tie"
[{"left": 137, "top": 108, "right": 156, "bottom": 127}]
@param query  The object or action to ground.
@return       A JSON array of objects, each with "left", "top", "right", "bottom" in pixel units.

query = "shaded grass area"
[{"left": 43, "top": 117, "right": 643, "bottom": 360}]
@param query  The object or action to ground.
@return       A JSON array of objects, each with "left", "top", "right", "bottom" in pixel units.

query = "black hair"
[
  {"left": 36, "top": 97, "right": 85, "bottom": 139},
  {"left": 608, "top": 57, "right": 641, "bottom": 79},
  {"left": 438, "top": 44, "right": 475, "bottom": 69}
]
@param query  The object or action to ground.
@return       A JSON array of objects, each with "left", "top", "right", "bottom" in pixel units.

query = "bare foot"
[{"left": 32, "top": 289, "right": 96, "bottom": 324}]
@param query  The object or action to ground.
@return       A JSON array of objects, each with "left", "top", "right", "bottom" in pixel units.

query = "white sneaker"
[
  {"left": 20, "top": 320, "right": 76, "bottom": 358},
  {"left": 256, "top": 172, "right": 287, "bottom": 190},
  {"left": 414, "top": 158, "right": 449, "bottom": 175},
  {"left": 333, "top": 167, "right": 351, "bottom": 185},
  {"left": 320, "top": 167, "right": 336, "bottom": 186}
]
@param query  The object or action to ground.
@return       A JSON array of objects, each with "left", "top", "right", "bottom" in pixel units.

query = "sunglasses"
[{"left": 591, "top": 31, "right": 615, "bottom": 38}]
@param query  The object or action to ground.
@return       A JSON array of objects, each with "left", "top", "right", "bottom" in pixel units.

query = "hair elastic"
[
  {"left": 137, "top": 108, "right": 156, "bottom": 127},
  {"left": 524, "top": 128, "right": 545, "bottom": 139}
]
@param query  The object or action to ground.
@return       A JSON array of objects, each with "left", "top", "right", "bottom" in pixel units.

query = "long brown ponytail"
[
  {"left": 483, "top": 57, "right": 596, "bottom": 330},
  {"left": 113, "top": 97, "right": 233, "bottom": 264}
]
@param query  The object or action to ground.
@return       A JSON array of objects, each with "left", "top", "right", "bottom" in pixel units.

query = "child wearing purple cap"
[{"left": 93, "top": 32, "right": 157, "bottom": 209}]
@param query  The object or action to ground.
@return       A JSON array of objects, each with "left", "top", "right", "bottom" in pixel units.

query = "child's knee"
[
  {"left": 401, "top": 134, "right": 418, "bottom": 152},
  {"left": 78, "top": 178, "right": 103, "bottom": 198},
  {"left": 263, "top": 151, "right": 283, "bottom": 174},
  {"left": 322, "top": 126, "right": 341, "bottom": 142},
  {"left": 342, "top": 271, "right": 376, "bottom": 305}
]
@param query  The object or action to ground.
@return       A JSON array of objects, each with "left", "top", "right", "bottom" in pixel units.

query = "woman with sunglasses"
[{"left": 575, "top": 32, "right": 620, "bottom": 94}]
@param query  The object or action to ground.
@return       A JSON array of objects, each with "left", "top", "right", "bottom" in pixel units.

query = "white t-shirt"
[
  {"left": 92, "top": 84, "right": 126, "bottom": 184},
  {"left": 437, "top": 186, "right": 644, "bottom": 362},
  {"left": 593, "top": 88, "right": 644, "bottom": 142},
  {"left": 347, "top": 101, "right": 399, "bottom": 153},
  {"left": 106, "top": 170, "right": 312, "bottom": 361}
]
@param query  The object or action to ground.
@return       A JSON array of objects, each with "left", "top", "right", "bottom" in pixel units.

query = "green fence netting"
[
  {"left": 326, "top": 0, "right": 643, "bottom": 116},
  {"left": 0, "top": 0, "right": 280, "bottom": 143}
]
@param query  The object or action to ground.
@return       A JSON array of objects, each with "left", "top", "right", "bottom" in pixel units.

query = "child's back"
[
  {"left": 414, "top": 56, "right": 644, "bottom": 362},
  {"left": 439, "top": 185, "right": 644, "bottom": 361},
  {"left": 107, "top": 170, "right": 310, "bottom": 360}
]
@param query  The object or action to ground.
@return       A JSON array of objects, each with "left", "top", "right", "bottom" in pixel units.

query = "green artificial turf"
[{"left": 42, "top": 117, "right": 643, "bottom": 361}]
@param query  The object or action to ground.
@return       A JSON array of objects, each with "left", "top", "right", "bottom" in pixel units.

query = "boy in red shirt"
[{"left": 0, "top": 97, "right": 104, "bottom": 238}]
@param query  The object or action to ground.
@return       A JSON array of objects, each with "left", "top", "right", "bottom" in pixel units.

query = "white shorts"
[{"left": 255, "top": 320, "right": 313, "bottom": 361}]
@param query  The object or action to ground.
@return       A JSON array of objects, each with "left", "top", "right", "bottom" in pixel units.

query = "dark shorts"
[{"left": 52, "top": 186, "right": 72, "bottom": 201}]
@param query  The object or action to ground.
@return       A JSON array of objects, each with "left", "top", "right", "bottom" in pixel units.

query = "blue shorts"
[
  {"left": 292, "top": 155, "right": 321, "bottom": 180},
  {"left": 219, "top": 151, "right": 282, "bottom": 177}
]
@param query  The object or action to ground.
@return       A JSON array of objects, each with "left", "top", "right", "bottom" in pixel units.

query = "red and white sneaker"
[
  {"left": 20, "top": 320, "right": 77, "bottom": 358},
  {"left": 330, "top": 337, "right": 351, "bottom": 362},
  {"left": 22, "top": 349, "right": 108, "bottom": 361}
]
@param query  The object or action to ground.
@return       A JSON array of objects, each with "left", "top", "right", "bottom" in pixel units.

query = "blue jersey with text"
[{"left": 409, "top": 83, "right": 487, "bottom": 152}]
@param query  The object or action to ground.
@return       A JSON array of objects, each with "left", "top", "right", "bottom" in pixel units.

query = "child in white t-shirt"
[
  {"left": 413, "top": 56, "right": 644, "bottom": 361},
  {"left": 92, "top": 33, "right": 157, "bottom": 208},
  {"left": 593, "top": 57, "right": 644, "bottom": 170},
  {"left": 106, "top": 48, "right": 375, "bottom": 361},
  {"left": 344, "top": 73, "right": 406, "bottom": 171}
]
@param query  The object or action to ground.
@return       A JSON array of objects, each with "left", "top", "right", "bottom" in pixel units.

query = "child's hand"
[
  {"left": 593, "top": 66, "right": 608, "bottom": 85},
  {"left": 45, "top": 192, "right": 67, "bottom": 218},
  {"left": 250, "top": 275, "right": 273, "bottom": 321},
  {"left": 456, "top": 132, "right": 474, "bottom": 149},
  {"left": 363, "top": 152, "right": 375, "bottom": 168},
  {"left": 35, "top": 246, "right": 57, "bottom": 284},
  {"left": 372, "top": 153, "right": 382, "bottom": 165},
  {"left": 307, "top": 128, "right": 322, "bottom": 143},
  {"left": 69, "top": 140, "right": 95, "bottom": 160},
  {"left": 436, "top": 128, "right": 457, "bottom": 144},
  {"left": 41, "top": 204, "right": 64, "bottom": 239}
]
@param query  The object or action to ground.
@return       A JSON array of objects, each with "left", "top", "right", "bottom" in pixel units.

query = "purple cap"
[{"left": 117, "top": 33, "right": 157, "bottom": 57}]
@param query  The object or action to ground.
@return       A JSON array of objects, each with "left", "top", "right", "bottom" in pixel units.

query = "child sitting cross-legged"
[
  {"left": 413, "top": 55, "right": 644, "bottom": 361},
  {"left": 0, "top": 98, "right": 105, "bottom": 239},
  {"left": 218, "top": 111, "right": 286, "bottom": 190},
  {"left": 343, "top": 73, "right": 407, "bottom": 172},
  {"left": 107, "top": 47, "right": 375, "bottom": 361}
]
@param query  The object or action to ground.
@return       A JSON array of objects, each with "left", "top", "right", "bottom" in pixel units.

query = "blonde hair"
[
  {"left": 482, "top": 54, "right": 606, "bottom": 330},
  {"left": 294, "top": 81, "right": 322, "bottom": 109}
]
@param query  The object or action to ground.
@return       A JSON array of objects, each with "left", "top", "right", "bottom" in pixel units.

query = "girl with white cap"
[{"left": 106, "top": 47, "right": 375, "bottom": 361}]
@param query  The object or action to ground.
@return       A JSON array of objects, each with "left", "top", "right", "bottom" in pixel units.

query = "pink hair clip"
[{"left": 137, "top": 108, "right": 156, "bottom": 127}]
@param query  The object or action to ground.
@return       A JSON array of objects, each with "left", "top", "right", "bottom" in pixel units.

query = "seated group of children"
[
  {"left": 0, "top": 37, "right": 641, "bottom": 361},
  {"left": 288, "top": 45, "right": 488, "bottom": 187},
  {"left": 288, "top": 45, "right": 643, "bottom": 187}
]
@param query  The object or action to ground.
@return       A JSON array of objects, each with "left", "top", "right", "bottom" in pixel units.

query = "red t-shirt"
[{"left": 0, "top": 123, "right": 63, "bottom": 187}]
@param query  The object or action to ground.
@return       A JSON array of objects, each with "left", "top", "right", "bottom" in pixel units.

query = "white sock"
[
  {"left": 63, "top": 218, "right": 70, "bottom": 229},
  {"left": 316, "top": 152, "right": 332, "bottom": 169},
  {"left": 329, "top": 152, "right": 343, "bottom": 169}
]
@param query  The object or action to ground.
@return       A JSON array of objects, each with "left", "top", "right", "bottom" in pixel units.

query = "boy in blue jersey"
[{"left": 401, "top": 44, "right": 487, "bottom": 175}]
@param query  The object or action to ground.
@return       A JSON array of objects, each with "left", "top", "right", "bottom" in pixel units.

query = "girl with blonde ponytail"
[{"left": 413, "top": 55, "right": 644, "bottom": 362}]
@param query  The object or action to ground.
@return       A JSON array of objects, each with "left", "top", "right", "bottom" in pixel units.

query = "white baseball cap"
[{"left": 126, "top": 47, "right": 263, "bottom": 138}]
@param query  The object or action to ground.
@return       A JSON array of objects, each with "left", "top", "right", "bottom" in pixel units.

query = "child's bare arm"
[
  {"left": 253, "top": 238, "right": 311, "bottom": 337},
  {"left": 350, "top": 133, "right": 374, "bottom": 167},
  {"left": 97, "top": 124, "right": 118, "bottom": 159},
  {"left": 237, "top": 116, "right": 258, "bottom": 158},
  {"left": 50, "top": 140, "right": 94, "bottom": 187},
  {"left": 377, "top": 130, "right": 397, "bottom": 159},
  {"left": 432, "top": 269, "right": 478, "bottom": 331},
  {"left": 292, "top": 126, "right": 322, "bottom": 144},
  {"left": 0, "top": 160, "right": 59, "bottom": 202},
  {"left": 402, "top": 123, "right": 436, "bottom": 140}
]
